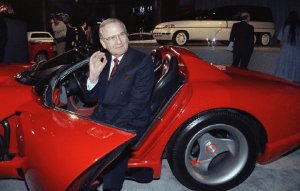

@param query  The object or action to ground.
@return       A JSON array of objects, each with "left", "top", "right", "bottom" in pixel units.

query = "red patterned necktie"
[{"left": 108, "top": 58, "right": 119, "bottom": 83}]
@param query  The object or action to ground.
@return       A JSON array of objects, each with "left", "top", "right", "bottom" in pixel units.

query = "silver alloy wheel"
[
  {"left": 184, "top": 124, "right": 248, "bottom": 185},
  {"left": 35, "top": 52, "right": 47, "bottom": 64},
  {"left": 175, "top": 32, "right": 188, "bottom": 46},
  {"left": 261, "top": 33, "right": 270, "bottom": 46}
]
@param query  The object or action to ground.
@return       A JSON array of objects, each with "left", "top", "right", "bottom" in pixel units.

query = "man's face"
[{"left": 100, "top": 22, "right": 128, "bottom": 58}]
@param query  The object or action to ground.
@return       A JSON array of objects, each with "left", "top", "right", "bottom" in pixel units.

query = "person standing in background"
[
  {"left": 78, "top": 22, "right": 87, "bottom": 48},
  {"left": 0, "top": 14, "right": 8, "bottom": 63},
  {"left": 65, "top": 22, "right": 76, "bottom": 51},
  {"left": 274, "top": 11, "right": 300, "bottom": 85},
  {"left": 86, "top": 25, "right": 93, "bottom": 46},
  {"left": 51, "top": 15, "right": 67, "bottom": 55},
  {"left": 93, "top": 23, "right": 103, "bottom": 51},
  {"left": 229, "top": 12, "right": 254, "bottom": 69}
]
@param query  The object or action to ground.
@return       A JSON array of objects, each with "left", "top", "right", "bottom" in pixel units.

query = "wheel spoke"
[
  {"left": 176, "top": 34, "right": 186, "bottom": 45},
  {"left": 191, "top": 133, "right": 235, "bottom": 171},
  {"left": 261, "top": 34, "right": 270, "bottom": 45}
]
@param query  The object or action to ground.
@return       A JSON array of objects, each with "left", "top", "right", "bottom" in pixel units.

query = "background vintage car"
[
  {"left": 0, "top": 46, "right": 300, "bottom": 191},
  {"left": 153, "top": 5, "right": 275, "bottom": 46},
  {"left": 27, "top": 31, "right": 55, "bottom": 63}
]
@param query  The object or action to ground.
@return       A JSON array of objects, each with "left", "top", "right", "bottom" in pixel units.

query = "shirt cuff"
[{"left": 87, "top": 78, "right": 98, "bottom": 91}]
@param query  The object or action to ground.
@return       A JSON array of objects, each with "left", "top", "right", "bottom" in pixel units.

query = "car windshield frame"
[{"left": 15, "top": 49, "right": 90, "bottom": 95}]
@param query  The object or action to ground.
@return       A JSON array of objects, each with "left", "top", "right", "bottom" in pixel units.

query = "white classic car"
[{"left": 153, "top": 5, "right": 275, "bottom": 46}]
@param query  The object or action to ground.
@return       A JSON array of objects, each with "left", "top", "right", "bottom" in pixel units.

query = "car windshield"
[
  {"left": 31, "top": 33, "right": 52, "bottom": 38},
  {"left": 15, "top": 49, "right": 88, "bottom": 94}
]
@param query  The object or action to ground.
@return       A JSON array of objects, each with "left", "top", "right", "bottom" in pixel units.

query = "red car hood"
[
  {"left": 0, "top": 86, "right": 33, "bottom": 120},
  {"left": 0, "top": 64, "right": 33, "bottom": 120},
  {"left": 0, "top": 63, "right": 31, "bottom": 87}
]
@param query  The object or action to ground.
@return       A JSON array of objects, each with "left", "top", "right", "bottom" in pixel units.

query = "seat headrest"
[
  {"left": 150, "top": 55, "right": 180, "bottom": 115},
  {"left": 153, "top": 50, "right": 162, "bottom": 69}
]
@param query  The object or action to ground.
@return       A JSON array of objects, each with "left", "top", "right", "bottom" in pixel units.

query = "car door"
[
  {"left": 18, "top": 56, "right": 136, "bottom": 191},
  {"left": 190, "top": 11, "right": 227, "bottom": 41},
  {"left": 215, "top": 20, "right": 239, "bottom": 41},
  {"left": 17, "top": 106, "right": 135, "bottom": 191}
]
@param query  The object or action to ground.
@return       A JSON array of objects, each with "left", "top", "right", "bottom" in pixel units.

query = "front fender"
[{"left": 0, "top": 86, "right": 33, "bottom": 121}]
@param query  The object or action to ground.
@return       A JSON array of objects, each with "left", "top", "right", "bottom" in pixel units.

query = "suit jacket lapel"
[{"left": 103, "top": 47, "right": 134, "bottom": 104}]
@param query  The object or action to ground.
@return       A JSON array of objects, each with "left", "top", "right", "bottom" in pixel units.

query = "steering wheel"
[{"left": 72, "top": 72, "right": 84, "bottom": 94}]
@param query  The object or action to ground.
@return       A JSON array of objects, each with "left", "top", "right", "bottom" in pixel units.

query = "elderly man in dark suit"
[
  {"left": 229, "top": 12, "right": 254, "bottom": 69},
  {"left": 83, "top": 18, "right": 154, "bottom": 191}
]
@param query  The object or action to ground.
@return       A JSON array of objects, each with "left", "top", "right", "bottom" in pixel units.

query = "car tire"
[
  {"left": 172, "top": 31, "right": 188, "bottom": 46},
  {"left": 34, "top": 52, "right": 48, "bottom": 64},
  {"left": 156, "top": 40, "right": 169, "bottom": 45},
  {"left": 167, "top": 110, "right": 258, "bottom": 191},
  {"left": 260, "top": 33, "right": 271, "bottom": 46}
]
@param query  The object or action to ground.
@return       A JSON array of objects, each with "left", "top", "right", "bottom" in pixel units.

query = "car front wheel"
[
  {"left": 260, "top": 33, "right": 271, "bottom": 46},
  {"left": 167, "top": 110, "right": 258, "bottom": 191},
  {"left": 172, "top": 31, "right": 188, "bottom": 46},
  {"left": 35, "top": 52, "right": 47, "bottom": 64}
]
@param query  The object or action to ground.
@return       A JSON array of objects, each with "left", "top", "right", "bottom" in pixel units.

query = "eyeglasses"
[{"left": 104, "top": 32, "right": 127, "bottom": 42}]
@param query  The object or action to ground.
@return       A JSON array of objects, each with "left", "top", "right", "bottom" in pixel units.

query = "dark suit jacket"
[
  {"left": 83, "top": 47, "right": 155, "bottom": 128},
  {"left": 230, "top": 21, "right": 254, "bottom": 54},
  {"left": 78, "top": 27, "right": 87, "bottom": 46},
  {"left": 66, "top": 26, "right": 76, "bottom": 51}
]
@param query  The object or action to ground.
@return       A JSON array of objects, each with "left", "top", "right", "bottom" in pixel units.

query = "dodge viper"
[{"left": 0, "top": 46, "right": 300, "bottom": 191}]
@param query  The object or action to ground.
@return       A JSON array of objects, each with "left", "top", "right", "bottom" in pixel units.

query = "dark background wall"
[{"left": 3, "top": 18, "right": 28, "bottom": 63}]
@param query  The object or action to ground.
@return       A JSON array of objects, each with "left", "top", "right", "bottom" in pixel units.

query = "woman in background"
[{"left": 274, "top": 11, "right": 300, "bottom": 84}]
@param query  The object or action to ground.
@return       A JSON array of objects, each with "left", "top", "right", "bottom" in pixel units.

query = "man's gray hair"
[{"left": 99, "top": 18, "right": 127, "bottom": 39}]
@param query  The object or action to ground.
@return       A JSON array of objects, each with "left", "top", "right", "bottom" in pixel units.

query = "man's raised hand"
[{"left": 89, "top": 51, "right": 107, "bottom": 84}]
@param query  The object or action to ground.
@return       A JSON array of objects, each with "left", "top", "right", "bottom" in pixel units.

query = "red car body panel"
[
  {"left": 27, "top": 41, "right": 55, "bottom": 63},
  {"left": 1, "top": 95, "right": 135, "bottom": 190},
  {"left": 0, "top": 46, "right": 300, "bottom": 189},
  {"left": 0, "top": 64, "right": 135, "bottom": 190},
  {"left": 17, "top": 104, "right": 135, "bottom": 190},
  {"left": 0, "top": 64, "right": 30, "bottom": 85},
  {"left": 128, "top": 46, "right": 300, "bottom": 178}
]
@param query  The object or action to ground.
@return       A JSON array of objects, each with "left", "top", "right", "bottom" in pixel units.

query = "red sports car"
[{"left": 0, "top": 46, "right": 300, "bottom": 191}]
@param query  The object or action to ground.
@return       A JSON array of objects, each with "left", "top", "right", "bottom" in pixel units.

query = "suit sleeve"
[
  {"left": 83, "top": 80, "right": 102, "bottom": 103},
  {"left": 110, "top": 55, "right": 155, "bottom": 126},
  {"left": 229, "top": 24, "right": 236, "bottom": 42},
  {"left": 248, "top": 25, "right": 255, "bottom": 49}
]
